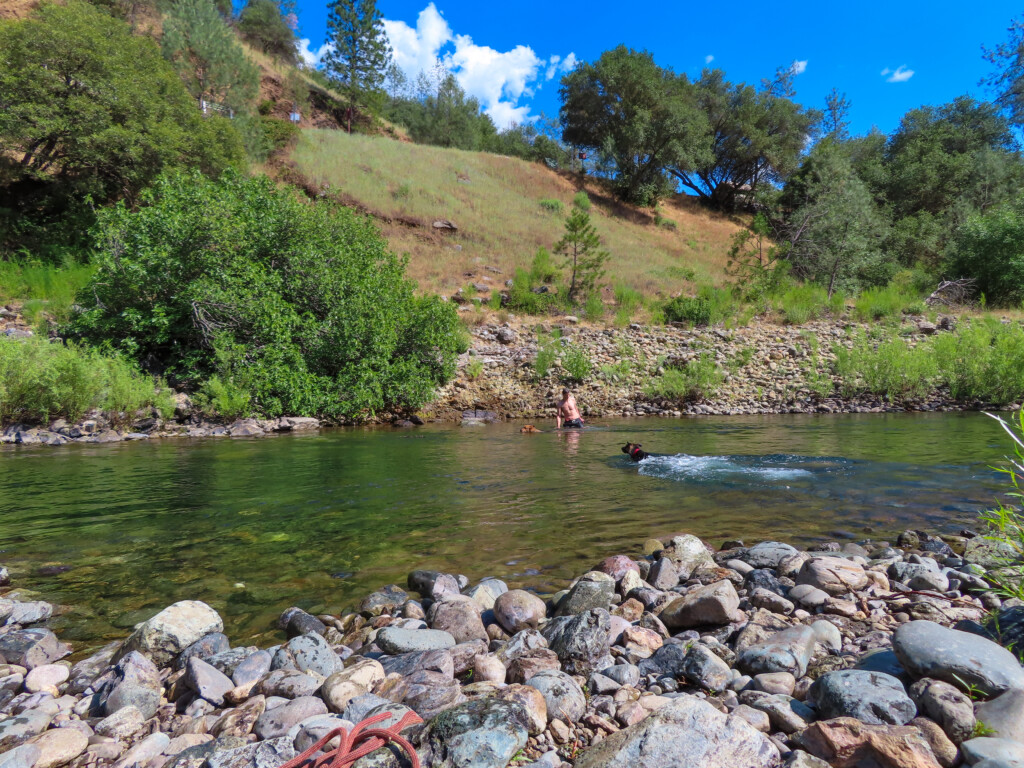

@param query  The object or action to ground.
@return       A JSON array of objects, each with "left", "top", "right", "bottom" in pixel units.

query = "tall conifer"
[{"left": 323, "top": 0, "right": 392, "bottom": 132}]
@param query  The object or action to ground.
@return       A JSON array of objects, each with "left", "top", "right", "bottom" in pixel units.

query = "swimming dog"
[
  {"left": 622, "top": 442, "right": 648, "bottom": 461},
  {"left": 520, "top": 424, "right": 543, "bottom": 433}
]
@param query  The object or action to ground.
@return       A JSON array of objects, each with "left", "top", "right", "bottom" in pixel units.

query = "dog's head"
[
  {"left": 521, "top": 425, "right": 540, "bottom": 433},
  {"left": 622, "top": 442, "right": 642, "bottom": 455}
]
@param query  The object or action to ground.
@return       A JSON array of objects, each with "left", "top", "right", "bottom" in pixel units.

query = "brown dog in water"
[
  {"left": 520, "top": 424, "right": 543, "bottom": 433},
  {"left": 622, "top": 442, "right": 648, "bottom": 461}
]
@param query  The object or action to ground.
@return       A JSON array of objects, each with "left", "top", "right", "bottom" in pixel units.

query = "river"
[{"left": 0, "top": 412, "right": 1013, "bottom": 649}]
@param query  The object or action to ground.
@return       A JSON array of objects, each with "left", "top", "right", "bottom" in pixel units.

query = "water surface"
[{"left": 0, "top": 413, "right": 1011, "bottom": 648}]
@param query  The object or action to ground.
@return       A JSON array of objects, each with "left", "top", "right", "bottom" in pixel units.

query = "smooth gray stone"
[
  {"left": 737, "top": 625, "right": 817, "bottom": 678},
  {"left": 0, "top": 744, "right": 40, "bottom": 768},
  {"left": 232, "top": 650, "right": 273, "bottom": 687},
  {"left": 186, "top": 656, "right": 234, "bottom": 706},
  {"left": 0, "top": 708, "right": 54, "bottom": 750},
  {"left": 206, "top": 737, "right": 297, "bottom": 768},
  {"left": 254, "top": 696, "right": 327, "bottom": 740},
  {"left": 525, "top": 670, "right": 586, "bottom": 724},
  {"left": 376, "top": 627, "right": 456, "bottom": 654},
  {"left": 974, "top": 688, "right": 1024, "bottom": 743},
  {"left": 809, "top": 670, "right": 916, "bottom": 725},
  {"left": 742, "top": 542, "right": 799, "bottom": 569},
  {"left": 424, "top": 698, "right": 529, "bottom": 768},
  {"left": 962, "top": 738, "right": 1024, "bottom": 767}
]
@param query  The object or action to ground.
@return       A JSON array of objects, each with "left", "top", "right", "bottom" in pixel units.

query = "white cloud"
[
  {"left": 297, "top": 38, "right": 332, "bottom": 68},
  {"left": 884, "top": 65, "right": 914, "bottom": 83},
  {"left": 705, "top": 54, "right": 714, "bottom": 65},
  {"left": 381, "top": 3, "right": 573, "bottom": 128},
  {"left": 790, "top": 59, "right": 807, "bottom": 75}
]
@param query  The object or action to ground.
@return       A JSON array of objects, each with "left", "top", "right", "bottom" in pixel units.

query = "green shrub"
[
  {"left": 538, "top": 198, "right": 564, "bottom": 214},
  {"left": 663, "top": 286, "right": 734, "bottom": 327},
  {"left": 260, "top": 117, "right": 300, "bottom": 153},
  {"left": 832, "top": 332, "right": 936, "bottom": 400},
  {"left": 978, "top": 411, "right": 1024, "bottom": 600},
  {"left": 776, "top": 284, "right": 844, "bottom": 325},
  {"left": 645, "top": 354, "right": 722, "bottom": 402},
  {"left": 950, "top": 200, "right": 1024, "bottom": 306},
  {"left": 614, "top": 284, "right": 643, "bottom": 313},
  {"left": 66, "top": 171, "right": 465, "bottom": 419},
  {"left": 853, "top": 284, "right": 924, "bottom": 322},
  {"left": 508, "top": 268, "right": 560, "bottom": 315},
  {"left": 529, "top": 247, "right": 560, "bottom": 284},
  {"left": 194, "top": 374, "right": 251, "bottom": 419},
  {"left": 465, "top": 358, "right": 484, "bottom": 380},
  {"left": 584, "top": 292, "right": 604, "bottom": 321},
  {"left": 533, "top": 333, "right": 559, "bottom": 380},
  {"left": 561, "top": 345, "right": 592, "bottom": 382},
  {"left": 932, "top": 320, "right": 1024, "bottom": 404},
  {"left": 573, "top": 191, "right": 591, "bottom": 211},
  {"left": 0, "top": 336, "right": 167, "bottom": 424}
]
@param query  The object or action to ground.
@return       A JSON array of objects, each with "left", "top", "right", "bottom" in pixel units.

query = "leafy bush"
[
  {"left": 932, "top": 320, "right": 1024, "bottom": 404},
  {"left": 561, "top": 345, "right": 592, "bottom": 382},
  {"left": 663, "top": 286, "right": 735, "bottom": 327},
  {"left": 584, "top": 292, "right": 604, "bottom": 321},
  {"left": 66, "top": 171, "right": 465, "bottom": 419},
  {"left": 538, "top": 198, "right": 564, "bottom": 214},
  {"left": 950, "top": 199, "right": 1024, "bottom": 306},
  {"left": 507, "top": 268, "right": 560, "bottom": 315},
  {"left": 573, "top": 191, "right": 591, "bottom": 211},
  {"left": 614, "top": 284, "right": 643, "bottom": 313},
  {"left": 0, "top": 257, "right": 95, "bottom": 322},
  {"left": 533, "top": 333, "right": 559, "bottom": 380},
  {"left": 776, "top": 284, "right": 844, "bottom": 324},
  {"left": 465, "top": 358, "right": 484, "bottom": 380},
  {"left": 260, "top": 117, "right": 301, "bottom": 154},
  {"left": 237, "top": 0, "right": 297, "bottom": 62},
  {"left": 832, "top": 332, "right": 937, "bottom": 400},
  {"left": 529, "top": 247, "right": 560, "bottom": 284},
  {"left": 853, "top": 284, "right": 924, "bottom": 322},
  {"left": 645, "top": 354, "right": 722, "bottom": 402},
  {"left": 0, "top": 337, "right": 170, "bottom": 424}
]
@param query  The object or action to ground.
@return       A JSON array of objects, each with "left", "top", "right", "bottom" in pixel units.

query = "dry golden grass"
[{"left": 288, "top": 128, "right": 745, "bottom": 298}]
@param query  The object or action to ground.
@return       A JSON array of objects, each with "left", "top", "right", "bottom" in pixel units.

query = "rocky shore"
[{"left": 2, "top": 528, "right": 1023, "bottom": 768}]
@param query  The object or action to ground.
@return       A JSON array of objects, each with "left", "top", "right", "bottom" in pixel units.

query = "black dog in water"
[{"left": 622, "top": 442, "right": 649, "bottom": 462}]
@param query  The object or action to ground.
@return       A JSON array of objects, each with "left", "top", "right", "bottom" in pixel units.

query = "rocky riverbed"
[{"left": 1, "top": 528, "right": 1023, "bottom": 768}]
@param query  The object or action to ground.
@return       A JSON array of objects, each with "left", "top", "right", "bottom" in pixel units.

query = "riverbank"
[{"left": 1, "top": 528, "right": 1022, "bottom": 768}]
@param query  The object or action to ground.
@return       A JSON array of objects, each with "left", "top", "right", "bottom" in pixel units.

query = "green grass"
[
  {"left": 663, "top": 286, "right": 735, "bottom": 327},
  {"left": 853, "top": 284, "right": 925, "bottom": 322},
  {"left": 0, "top": 258, "right": 96, "bottom": 322},
  {"left": 561, "top": 345, "right": 592, "bottom": 383},
  {"left": 538, "top": 198, "right": 564, "bottom": 214},
  {"left": 776, "top": 284, "right": 844, "bottom": 325},
  {"left": 0, "top": 336, "right": 172, "bottom": 425},
  {"left": 833, "top": 331, "right": 937, "bottom": 401},
  {"left": 645, "top": 354, "right": 723, "bottom": 402}
]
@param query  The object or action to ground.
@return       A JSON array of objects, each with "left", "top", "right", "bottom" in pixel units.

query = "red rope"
[{"left": 277, "top": 711, "right": 423, "bottom": 768}]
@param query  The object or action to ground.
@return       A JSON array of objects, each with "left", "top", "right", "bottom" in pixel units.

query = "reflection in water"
[{"left": 0, "top": 412, "right": 1011, "bottom": 648}]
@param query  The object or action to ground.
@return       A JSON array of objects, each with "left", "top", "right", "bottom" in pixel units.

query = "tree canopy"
[
  {"left": 238, "top": 0, "right": 298, "bottom": 63},
  {"left": 323, "top": 0, "right": 392, "bottom": 132}
]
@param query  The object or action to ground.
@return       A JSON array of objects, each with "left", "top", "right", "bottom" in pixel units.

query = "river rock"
[
  {"left": 377, "top": 627, "right": 455, "bottom": 654},
  {"left": 660, "top": 580, "right": 740, "bottom": 629},
  {"left": 647, "top": 558, "right": 679, "bottom": 590},
  {"left": 507, "top": 649, "right": 561, "bottom": 684},
  {"left": 493, "top": 591, "right": 546, "bottom": 634},
  {"left": 424, "top": 698, "right": 529, "bottom": 768},
  {"left": 66, "top": 642, "right": 118, "bottom": 695},
  {"left": 909, "top": 678, "right": 976, "bottom": 743},
  {"left": 254, "top": 696, "right": 327, "bottom": 740},
  {"left": 8, "top": 601, "right": 53, "bottom": 626},
  {"left": 738, "top": 625, "right": 817, "bottom": 677},
  {"left": 208, "top": 647, "right": 259, "bottom": 677},
  {"left": 743, "top": 542, "right": 800, "bottom": 569},
  {"left": 574, "top": 695, "right": 778, "bottom": 768},
  {"left": 259, "top": 669, "right": 321, "bottom": 699},
  {"left": 287, "top": 714, "right": 353, "bottom": 752},
  {"left": 0, "top": 629, "right": 70, "bottom": 669},
  {"left": 794, "top": 717, "right": 942, "bottom": 768},
  {"left": 964, "top": 537, "right": 1018, "bottom": 569},
  {"left": 29, "top": 727, "right": 88, "bottom": 768},
  {"left": 186, "top": 657, "right": 235, "bottom": 706},
  {"left": 961, "top": 738, "right": 1024, "bottom": 766},
  {"left": 378, "top": 649, "right": 453, "bottom": 680},
  {"left": 0, "top": 708, "right": 54, "bottom": 750},
  {"left": 206, "top": 737, "right": 296, "bottom": 768},
  {"left": 233, "top": 650, "right": 273, "bottom": 687},
  {"left": 464, "top": 579, "right": 508, "bottom": 610},
  {"left": 177, "top": 633, "right": 231, "bottom": 670},
  {"left": 428, "top": 596, "right": 487, "bottom": 643},
  {"left": 342, "top": 695, "right": 414, "bottom": 729},
  {"left": 638, "top": 642, "right": 690, "bottom": 679},
  {"left": 281, "top": 608, "right": 327, "bottom": 638},
  {"left": 497, "top": 629, "right": 547, "bottom": 663},
  {"left": 495, "top": 685, "right": 547, "bottom": 735},
  {"left": 24, "top": 664, "right": 68, "bottom": 694},
  {"left": 104, "top": 650, "right": 162, "bottom": 719},
  {"left": 472, "top": 654, "right": 505, "bottom": 684},
  {"left": 796, "top": 557, "right": 868, "bottom": 596},
  {"left": 682, "top": 644, "right": 732, "bottom": 693},
  {"left": 358, "top": 585, "right": 408, "bottom": 617},
  {"left": 809, "top": 670, "right": 916, "bottom": 725},
  {"left": 117, "top": 601, "right": 223, "bottom": 667},
  {"left": 319, "top": 675, "right": 367, "bottom": 714},
  {"left": 986, "top": 606, "right": 1024, "bottom": 662},
  {"left": 94, "top": 705, "right": 145, "bottom": 739},
  {"left": 789, "top": 584, "right": 830, "bottom": 609},
  {"left": 112, "top": 732, "right": 169, "bottom": 768},
  {"left": 0, "top": 745, "right": 40, "bottom": 768},
  {"left": 594, "top": 556, "right": 640, "bottom": 582},
  {"left": 275, "top": 632, "right": 342, "bottom": 678},
  {"left": 893, "top": 620, "right": 1024, "bottom": 696},
  {"left": 662, "top": 535, "right": 715, "bottom": 579},
  {"left": 556, "top": 577, "right": 615, "bottom": 616},
  {"left": 974, "top": 688, "right": 1024, "bottom": 743},
  {"left": 525, "top": 670, "right": 586, "bottom": 724},
  {"left": 542, "top": 608, "right": 611, "bottom": 676}
]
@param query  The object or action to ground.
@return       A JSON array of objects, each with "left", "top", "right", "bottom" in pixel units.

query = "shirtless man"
[{"left": 556, "top": 388, "right": 584, "bottom": 429}]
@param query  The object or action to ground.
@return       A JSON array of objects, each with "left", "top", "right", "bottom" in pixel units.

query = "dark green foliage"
[
  {"left": 405, "top": 74, "right": 494, "bottom": 149},
  {"left": 554, "top": 205, "right": 609, "bottom": 302},
  {"left": 238, "top": 0, "right": 297, "bottom": 62},
  {"left": 560, "top": 46, "right": 709, "bottom": 206},
  {"left": 66, "top": 171, "right": 465, "bottom": 419},
  {"left": 663, "top": 286, "right": 734, "bottom": 327},
  {"left": 0, "top": 0, "right": 244, "bottom": 258},
  {"left": 260, "top": 116, "right": 301, "bottom": 153},
  {"left": 950, "top": 196, "right": 1024, "bottom": 305},
  {"left": 323, "top": 0, "right": 392, "bottom": 132},
  {"left": 645, "top": 354, "right": 723, "bottom": 402},
  {"left": 162, "top": 0, "right": 260, "bottom": 112},
  {"left": 983, "top": 15, "right": 1024, "bottom": 128}
]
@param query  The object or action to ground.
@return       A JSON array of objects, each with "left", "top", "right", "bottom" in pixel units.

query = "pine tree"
[
  {"left": 323, "top": 0, "right": 392, "bottom": 132},
  {"left": 554, "top": 204, "right": 609, "bottom": 303},
  {"left": 162, "top": 0, "right": 259, "bottom": 112}
]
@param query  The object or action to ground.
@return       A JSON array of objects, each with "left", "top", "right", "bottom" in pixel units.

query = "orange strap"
[{"left": 277, "top": 711, "right": 423, "bottom": 768}]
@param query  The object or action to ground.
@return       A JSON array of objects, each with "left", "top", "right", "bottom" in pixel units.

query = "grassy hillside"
[{"left": 287, "top": 129, "right": 746, "bottom": 301}]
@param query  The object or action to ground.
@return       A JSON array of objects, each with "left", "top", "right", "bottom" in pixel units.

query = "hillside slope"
[{"left": 285, "top": 129, "right": 746, "bottom": 301}]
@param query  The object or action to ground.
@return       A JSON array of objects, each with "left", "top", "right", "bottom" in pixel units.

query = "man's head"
[{"left": 561, "top": 388, "right": 570, "bottom": 398}]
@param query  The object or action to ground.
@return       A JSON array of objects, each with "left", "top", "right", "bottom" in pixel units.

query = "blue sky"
[{"left": 295, "top": 0, "right": 1018, "bottom": 134}]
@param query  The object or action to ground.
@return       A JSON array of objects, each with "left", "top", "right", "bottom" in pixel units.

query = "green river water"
[{"left": 0, "top": 413, "right": 1013, "bottom": 650}]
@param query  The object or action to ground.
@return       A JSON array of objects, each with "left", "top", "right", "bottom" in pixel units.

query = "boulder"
[
  {"left": 104, "top": 650, "right": 162, "bottom": 719},
  {"left": 893, "top": 621, "right": 1024, "bottom": 697},
  {"left": 556, "top": 578, "right": 615, "bottom": 616},
  {"left": 794, "top": 717, "right": 942, "bottom": 768},
  {"left": 424, "top": 698, "right": 529, "bottom": 768},
  {"left": 960, "top": 738, "right": 1024, "bottom": 767},
  {"left": 259, "top": 669, "right": 321, "bottom": 699},
  {"left": 973, "top": 688, "right": 1024, "bottom": 744},
  {"left": 796, "top": 558, "right": 868, "bottom": 596},
  {"left": 525, "top": 670, "right": 586, "bottom": 724},
  {"left": 253, "top": 696, "right": 327, "bottom": 740},
  {"left": 274, "top": 633, "right": 343, "bottom": 678},
  {"left": 809, "top": 670, "right": 917, "bottom": 725},
  {"left": 594, "top": 556, "right": 640, "bottom": 582},
  {"left": 574, "top": 695, "right": 778, "bottom": 768},
  {"left": 464, "top": 579, "right": 508, "bottom": 611},
  {"left": 376, "top": 627, "right": 456, "bottom": 655},
  {"left": 909, "top": 678, "right": 976, "bottom": 744},
  {"left": 0, "top": 708, "right": 54, "bottom": 750},
  {"left": 29, "top": 728, "right": 88, "bottom": 768},
  {"left": 743, "top": 542, "right": 800, "bottom": 569},
  {"left": 116, "top": 601, "right": 223, "bottom": 667},
  {"left": 186, "top": 657, "right": 235, "bottom": 707},
  {"left": 233, "top": 651, "right": 273, "bottom": 687},
  {"left": 659, "top": 580, "right": 740, "bottom": 629},
  {"left": 496, "top": 685, "right": 547, "bottom": 735},
  {"left": 662, "top": 535, "right": 715, "bottom": 579},
  {"left": 507, "top": 649, "right": 560, "bottom": 684},
  {"left": 0, "top": 629, "right": 70, "bottom": 670},
  {"left": 428, "top": 596, "right": 487, "bottom": 643},
  {"left": 176, "top": 633, "right": 231, "bottom": 670},
  {"left": 542, "top": 609, "right": 611, "bottom": 676},
  {"left": 738, "top": 625, "right": 818, "bottom": 678},
  {"left": 205, "top": 737, "right": 297, "bottom": 768},
  {"left": 647, "top": 558, "right": 679, "bottom": 590}
]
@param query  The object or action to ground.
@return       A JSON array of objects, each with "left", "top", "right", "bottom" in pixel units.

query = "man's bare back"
[{"left": 556, "top": 388, "right": 584, "bottom": 428}]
